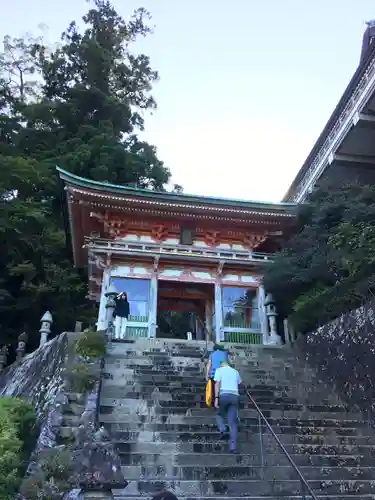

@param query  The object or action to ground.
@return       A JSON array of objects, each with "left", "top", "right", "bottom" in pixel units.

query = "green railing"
[
  {"left": 128, "top": 315, "right": 148, "bottom": 322},
  {"left": 125, "top": 326, "right": 148, "bottom": 339},
  {"left": 223, "top": 319, "right": 261, "bottom": 330},
  {"left": 124, "top": 315, "right": 148, "bottom": 339},
  {"left": 224, "top": 331, "right": 262, "bottom": 345}
]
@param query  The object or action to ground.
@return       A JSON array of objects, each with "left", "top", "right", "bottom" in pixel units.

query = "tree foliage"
[
  {"left": 0, "top": 0, "right": 172, "bottom": 350},
  {"left": 263, "top": 184, "right": 375, "bottom": 333},
  {"left": 0, "top": 397, "right": 37, "bottom": 500}
]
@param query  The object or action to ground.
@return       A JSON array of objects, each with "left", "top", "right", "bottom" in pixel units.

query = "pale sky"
[{"left": 1, "top": 1, "right": 374, "bottom": 202}]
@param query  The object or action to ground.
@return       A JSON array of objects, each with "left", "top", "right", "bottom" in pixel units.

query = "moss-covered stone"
[{"left": 75, "top": 329, "right": 106, "bottom": 359}]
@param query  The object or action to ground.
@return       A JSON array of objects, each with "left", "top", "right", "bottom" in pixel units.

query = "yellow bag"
[{"left": 205, "top": 379, "right": 214, "bottom": 407}]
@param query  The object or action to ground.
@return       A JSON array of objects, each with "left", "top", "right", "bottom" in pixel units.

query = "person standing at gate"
[
  {"left": 113, "top": 292, "right": 130, "bottom": 340},
  {"left": 214, "top": 359, "right": 241, "bottom": 453}
]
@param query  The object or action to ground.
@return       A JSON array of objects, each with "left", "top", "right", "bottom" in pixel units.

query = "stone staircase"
[{"left": 99, "top": 338, "right": 375, "bottom": 500}]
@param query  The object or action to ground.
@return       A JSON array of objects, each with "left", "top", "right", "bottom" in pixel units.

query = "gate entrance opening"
[{"left": 156, "top": 281, "right": 214, "bottom": 340}]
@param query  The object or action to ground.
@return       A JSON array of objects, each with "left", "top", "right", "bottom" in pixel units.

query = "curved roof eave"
[{"left": 57, "top": 166, "right": 297, "bottom": 214}]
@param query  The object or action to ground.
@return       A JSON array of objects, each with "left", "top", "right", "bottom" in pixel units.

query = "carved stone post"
[
  {"left": 257, "top": 284, "right": 269, "bottom": 345},
  {"left": 39, "top": 311, "right": 53, "bottom": 346},
  {"left": 148, "top": 256, "right": 159, "bottom": 339},
  {"left": 16, "top": 332, "right": 28, "bottom": 361},
  {"left": 264, "top": 294, "right": 282, "bottom": 345},
  {"left": 0, "top": 345, "right": 9, "bottom": 372},
  {"left": 283, "top": 318, "right": 291, "bottom": 344},
  {"left": 214, "top": 261, "right": 225, "bottom": 343},
  {"left": 105, "top": 283, "right": 118, "bottom": 341}
]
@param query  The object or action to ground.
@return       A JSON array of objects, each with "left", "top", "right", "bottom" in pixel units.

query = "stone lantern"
[
  {"left": 264, "top": 294, "right": 282, "bottom": 345},
  {"left": 40, "top": 311, "right": 53, "bottom": 346},
  {"left": 105, "top": 283, "right": 118, "bottom": 339},
  {"left": 16, "top": 332, "right": 28, "bottom": 361}
]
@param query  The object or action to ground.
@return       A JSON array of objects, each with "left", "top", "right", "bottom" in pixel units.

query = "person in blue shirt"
[
  {"left": 214, "top": 359, "right": 242, "bottom": 453},
  {"left": 206, "top": 343, "right": 229, "bottom": 381}
]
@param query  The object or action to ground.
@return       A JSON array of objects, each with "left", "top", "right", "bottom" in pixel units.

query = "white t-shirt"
[{"left": 214, "top": 365, "right": 241, "bottom": 395}]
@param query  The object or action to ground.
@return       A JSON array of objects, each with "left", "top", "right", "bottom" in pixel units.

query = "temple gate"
[{"left": 58, "top": 167, "right": 296, "bottom": 345}]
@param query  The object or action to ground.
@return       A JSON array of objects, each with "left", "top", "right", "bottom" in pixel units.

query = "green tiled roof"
[{"left": 57, "top": 167, "right": 296, "bottom": 214}]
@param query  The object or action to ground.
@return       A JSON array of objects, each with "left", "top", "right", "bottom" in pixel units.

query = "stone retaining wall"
[
  {"left": 297, "top": 297, "right": 375, "bottom": 415},
  {"left": 0, "top": 333, "right": 125, "bottom": 497},
  {"left": 0, "top": 333, "right": 68, "bottom": 419}
]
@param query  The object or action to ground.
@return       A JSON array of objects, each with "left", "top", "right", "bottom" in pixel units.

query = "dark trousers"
[{"left": 216, "top": 393, "right": 239, "bottom": 451}]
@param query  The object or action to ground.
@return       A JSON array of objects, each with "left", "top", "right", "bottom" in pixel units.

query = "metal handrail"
[{"left": 245, "top": 387, "right": 318, "bottom": 500}]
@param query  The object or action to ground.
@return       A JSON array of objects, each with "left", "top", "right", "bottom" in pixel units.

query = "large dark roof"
[{"left": 283, "top": 36, "right": 375, "bottom": 201}]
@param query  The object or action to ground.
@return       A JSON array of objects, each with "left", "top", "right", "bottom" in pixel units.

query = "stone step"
[
  {"left": 105, "top": 353, "right": 205, "bottom": 361},
  {"left": 100, "top": 380, "right": 335, "bottom": 397},
  {"left": 99, "top": 405, "right": 358, "bottom": 419},
  {"left": 105, "top": 372, "right": 318, "bottom": 384},
  {"left": 113, "top": 496, "right": 375, "bottom": 500},
  {"left": 105, "top": 353, "right": 302, "bottom": 370},
  {"left": 107, "top": 339, "right": 294, "bottom": 351},
  {"left": 101, "top": 415, "right": 371, "bottom": 429},
  {"left": 114, "top": 478, "right": 375, "bottom": 496},
  {"left": 98, "top": 396, "right": 350, "bottom": 413},
  {"left": 105, "top": 361, "right": 309, "bottom": 373},
  {"left": 102, "top": 376, "right": 341, "bottom": 395},
  {"left": 106, "top": 364, "right": 314, "bottom": 379},
  {"left": 119, "top": 451, "right": 375, "bottom": 468},
  {"left": 102, "top": 373, "right": 204, "bottom": 384},
  {"left": 101, "top": 372, "right": 330, "bottom": 388},
  {"left": 107, "top": 348, "right": 206, "bottom": 359},
  {"left": 105, "top": 364, "right": 316, "bottom": 379},
  {"left": 113, "top": 359, "right": 312, "bottom": 369},
  {"left": 104, "top": 358, "right": 303, "bottom": 371},
  {"left": 118, "top": 465, "right": 375, "bottom": 481},
  {"left": 106, "top": 339, "right": 295, "bottom": 353},
  {"left": 100, "top": 396, "right": 306, "bottom": 411},
  {"left": 101, "top": 440, "right": 375, "bottom": 457},
  {"left": 105, "top": 357, "right": 203, "bottom": 365},
  {"left": 100, "top": 385, "right": 295, "bottom": 398},
  {"left": 103, "top": 364, "right": 315, "bottom": 377},
  {"left": 101, "top": 380, "right": 317, "bottom": 392},
  {"left": 103, "top": 431, "right": 374, "bottom": 446},
  {"left": 100, "top": 382, "right": 342, "bottom": 405},
  {"left": 104, "top": 347, "right": 290, "bottom": 358},
  {"left": 116, "top": 372, "right": 276, "bottom": 383},
  {"left": 100, "top": 391, "right": 339, "bottom": 407},
  {"left": 99, "top": 392, "right": 342, "bottom": 409},
  {"left": 106, "top": 346, "right": 295, "bottom": 355},
  {"left": 101, "top": 421, "right": 370, "bottom": 436},
  {"left": 106, "top": 365, "right": 204, "bottom": 373},
  {"left": 101, "top": 372, "right": 223, "bottom": 382}
]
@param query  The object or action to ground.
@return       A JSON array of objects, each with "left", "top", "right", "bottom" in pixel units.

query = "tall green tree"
[
  {"left": 264, "top": 184, "right": 375, "bottom": 333},
  {"left": 21, "top": 0, "right": 170, "bottom": 198},
  {"left": 0, "top": 0, "right": 172, "bottom": 350}
]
